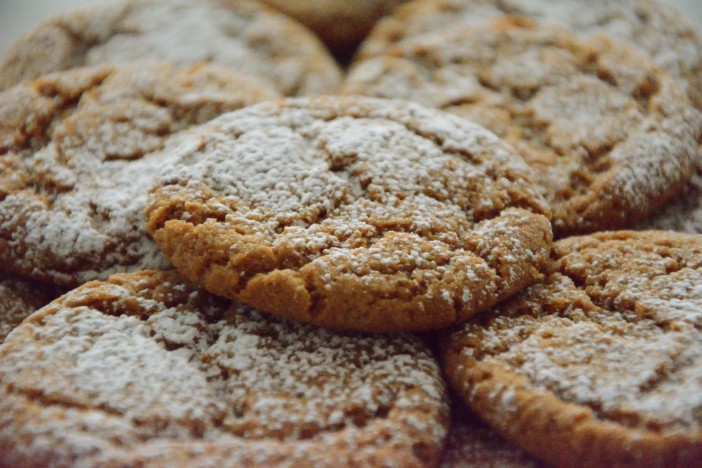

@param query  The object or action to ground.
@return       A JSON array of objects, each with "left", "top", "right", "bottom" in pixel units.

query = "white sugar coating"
[
  {"left": 0, "top": 270, "right": 449, "bottom": 466},
  {"left": 0, "top": 63, "right": 279, "bottom": 287},
  {"left": 450, "top": 231, "right": 702, "bottom": 433},
  {"left": 0, "top": 0, "right": 342, "bottom": 96},
  {"left": 146, "top": 96, "right": 553, "bottom": 332},
  {"left": 357, "top": 0, "right": 702, "bottom": 107},
  {"left": 0, "top": 276, "right": 61, "bottom": 343},
  {"left": 344, "top": 18, "right": 702, "bottom": 235}
]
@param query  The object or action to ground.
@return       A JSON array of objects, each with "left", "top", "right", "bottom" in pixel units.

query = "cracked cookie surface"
[
  {"left": 0, "top": 0, "right": 342, "bottom": 97},
  {"left": 345, "top": 18, "right": 702, "bottom": 236},
  {"left": 442, "top": 230, "right": 702, "bottom": 467},
  {"left": 0, "top": 270, "right": 449, "bottom": 467},
  {"left": 145, "top": 96, "right": 553, "bottom": 333},
  {"left": 0, "top": 276, "right": 62, "bottom": 343},
  {"left": 356, "top": 0, "right": 702, "bottom": 109},
  {"left": 0, "top": 62, "right": 278, "bottom": 287}
]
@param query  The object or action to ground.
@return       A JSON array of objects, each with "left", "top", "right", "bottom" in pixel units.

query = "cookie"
[
  {"left": 637, "top": 167, "right": 702, "bottom": 234},
  {"left": 0, "top": 62, "right": 278, "bottom": 287},
  {"left": 356, "top": 0, "right": 702, "bottom": 109},
  {"left": 344, "top": 18, "right": 702, "bottom": 236},
  {"left": 259, "top": 0, "right": 410, "bottom": 58},
  {"left": 0, "top": 0, "right": 342, "bottom": 97},
  {"left": 442, "top": 230, "right": 702, "bottom": 467},
  {"left": 0, "top": 269, "right": 449, "bottom": 466},
  {"left": 145, "top": 96, "right": 553, "bottom": 333},
  {"left": 440, "top": 400, "right": 541, "bottom": 468},
  {"left": 0, "top": 276, "right": 62, "bottom": 343}
]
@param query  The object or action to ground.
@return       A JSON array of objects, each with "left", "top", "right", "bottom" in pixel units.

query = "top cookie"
[
  {"left": 638, "top": 167, "right": 702, "bottom": 234},
  {"left": 344, "top": 18, "right": 702, "bottom": 236},
  {"left": 356, "top": 0, "right": 702, "bottom": 109},
  {"left": 146, "top": 96, "right": 553, "bottom": 333},
  {"left": 0, "top": 0, "right": 342, "bottom": 96},
  {"left": 259, "top": 0, "right": 410, "bottom": 58},
  {"left": 0, "top": 270, "right": 449, "bottom": 466},
  {"left": 0, "top": 62, "right": 278, "bottom": 287},
  {"left": 442, "top": 230, "right": 702, "bottom": 467}
]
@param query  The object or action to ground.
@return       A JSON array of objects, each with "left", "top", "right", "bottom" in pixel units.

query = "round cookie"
[
  {"left": 344, "top": 18, "right": 702, "bottom": 236},
  {"left": 145, "top": 96, "right": 553, "bottom": 333},
  {"left": 442, "top": 230, "right": 702, "bottom": 467},
  {"left": 258, "top": 0, "right": 410, "bottom": 58},
  {"left": 441, "top": 400, "right": 542, "bottom": 468},
  {"left": 0, "top": 62, "right": 278, "bottom": 287},
  {"left": 0, "top": 270, "right": 449, "bottom": 466},
  {"left": 0, "top": 0, "right": 342, "bottom": 96},
  {"left": 356, "top": 0, "right": 702, "bottom": 109},
  {"left": 637, "top": 167, "right": 702, "bottom": 234},
  {"left": 0, "top": 276, "right": 62, "bottom": 343}
]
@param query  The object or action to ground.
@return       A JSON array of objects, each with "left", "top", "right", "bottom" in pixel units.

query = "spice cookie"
[
  {"left": 145, "top": 96, "right": 553, "bottom": 333},
  {"left": 344, "top": 18, "right": 702, "bottom": 236},
  {"left": 356, "top": 0, "right": 702, "bottom": 109},
  {"left": 258, "top": 0, "right": 410, "bottom": 58},
  {"left": 440, "top": 400, "right": 541, "bottom": 468},
  {"left": 0, "top": 269, "right": 449, "bottom": 466},
  {"left": 0, "top": 62, "right": 278, "bottom": 287},
  {"left": 442, "top": 230, "right": 702, "bottom": 467},
  {"left": 0, "top": 0, "right": 342, "bottom": 97},
  {"left": 0, "top": 276, "right": 62, "bottom": 343}
]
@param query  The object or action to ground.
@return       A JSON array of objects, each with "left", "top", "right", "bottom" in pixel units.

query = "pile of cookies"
[{"left": 0, "top": 0, "right": 700, "bottom": 466}]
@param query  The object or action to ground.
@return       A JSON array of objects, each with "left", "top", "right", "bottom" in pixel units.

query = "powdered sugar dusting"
[
  {"left": 0, "top": 63, "right": 278, "bottom": 286},
  {"left": 0, "top": 270, "right": 448, "bottom": 465}
]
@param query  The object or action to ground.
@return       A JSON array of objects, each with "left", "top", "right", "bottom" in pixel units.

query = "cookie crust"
[
  {"left": 0, "top": 270, "right": 449, "bottom": 467},
  {"left": 0, "top": 62, "right": 278, "bottom": 287},
  {"left": 146, "top": 96, "right": 553, "bottom": 333},
  {"left": 0, "top": 276, "right": 62, "bottom": 343},
  {"left": 442, "top": 231, "right": 702, "bottom": 467},
  {"left": 0, "top": 0, "right": 342, "bottom": 96},
  {"left": 345, "top": 18, "right": 702, "bottom": 236}
]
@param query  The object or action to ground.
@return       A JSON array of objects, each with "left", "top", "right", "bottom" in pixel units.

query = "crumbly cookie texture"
[
  {"left": 442, "top": 230, "right": 702, "bottom": 467},
  {"left": 440, "top": 400, "right": 541, "bottom": 468},
  {"left": 258, "top": 0, "right": 409, "bottom": 57},
  {"left": 356, "top": 0, "right": 702, "bottom": 109},
  {"left": 0, "top": 276, "right": 62, "bottom": 343},
  {"left": 146, "top": 96, "right": 553, "bottom": 333},
  {"left": 0, "top": 0, "right": 342, "bottom": 97},
  {"left": 345, "top": 18, "right": 702, "bottom": 236},
  {"left": 0, "top": 62, "right": 278, "bottom": 287},
  {"left": 0, "top": 270, "right": 449, "bottom": 467}
]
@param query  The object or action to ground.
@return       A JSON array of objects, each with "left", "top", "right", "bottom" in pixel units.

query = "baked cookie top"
[
  {"left": 356, "top": 0, "right": 702, "bottom": 109},
  {"left": 442, "top": 230, "right": 702, "bottom": 467},
  {"left": 440, "top": 401, "right": 541, "bottom": 468},
  {"left": 0, "top": 62, "right": 278, "bottom": 287},
  {"left": 0, "top": 0, "right": 342, "bottom": 96},
  {"left": 0, "top": 276, "right": 62, "bottom": 343},
  {"left": 145, "top": 96, "right": 553, "bottom": 333},
  {"left": 0, "top": 270, "right": 449, "bottom": 467},
  {"left": 259, "top": 0, "right": 410, "bottom": 58},
  {"left": 345, "top": 18, "right": 702, "bottom": 236}
]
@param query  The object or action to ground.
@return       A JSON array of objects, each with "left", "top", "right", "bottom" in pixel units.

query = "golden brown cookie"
[
  {"left": 0, "top": 62, "right": 278, "bottom": 287},
  {"left": 345, "top": 18, "right": 702, "bottom": 236},
  {"left": 442, "top": 230, "right": 702, "bottom": 467},
  {"left": 0, "top": 276, "right": 62, "bottom": 343},
  {"left": 145, "top": 96, "right": 553, "bottom": 333},
  {"left": 356, "top": 0, "right": 702, "bottom": 109},
  {"left": 0, "top": 0, "right": 342, "bottom": 96},
  {"left": 258, "top": 0, "right": 410, "bottom": 58},
  {"left": 440, "top": 400, "right": 542, "bottom": 468},
  {"left": 0, "top": 270, "right": 449, "bottom": 466}
]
